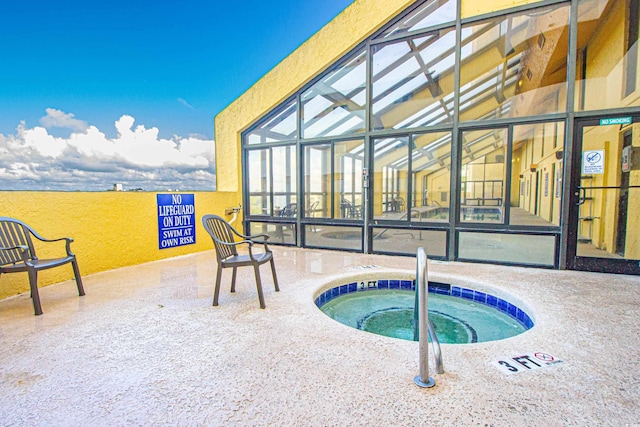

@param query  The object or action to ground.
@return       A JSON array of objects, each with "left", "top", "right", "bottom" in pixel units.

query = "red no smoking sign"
[{"left": 534, "top": 352, "right": 555, "bottom": 362}]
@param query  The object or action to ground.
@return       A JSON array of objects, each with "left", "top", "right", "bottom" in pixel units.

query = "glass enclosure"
[
  {"left": 576, "top": 0, "right": 640, "bottom": 111},
  {"left": 302, "top": 50, "right": 367, "bottom": 139},
  {"left": 241, "top": 0, "right": 640, "bottom": 271}
]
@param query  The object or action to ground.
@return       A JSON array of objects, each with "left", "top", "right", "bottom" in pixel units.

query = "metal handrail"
[
  {"left": 428, "top": 317, "right": 444, "bottom": 375},
  {"left": 414, "top": 247, "right": 444, "bottom": 388}
]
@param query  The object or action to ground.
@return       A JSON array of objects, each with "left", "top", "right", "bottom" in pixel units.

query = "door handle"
[{"left": 576, "top": 187, "right": 586, "bottom": 205}]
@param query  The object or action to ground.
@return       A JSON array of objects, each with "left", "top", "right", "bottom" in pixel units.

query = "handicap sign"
[{"left": 582, "top": 150, "right": 604, "bottom": 175}]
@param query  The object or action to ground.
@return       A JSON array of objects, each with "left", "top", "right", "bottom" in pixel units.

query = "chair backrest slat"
[
  {"left": 202, "top": 215, "right": 238, "bottom": 262},
  {"left": 0, "top": 218, "right": 36, "bottom": 266}
]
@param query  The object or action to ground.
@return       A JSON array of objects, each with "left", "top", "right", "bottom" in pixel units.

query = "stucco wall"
[
  {"left": 0, "top": 191, "right": 239, "bottom": 299},
  {"left": 461, "top": 0, "right": 542, "bottom": 18}
]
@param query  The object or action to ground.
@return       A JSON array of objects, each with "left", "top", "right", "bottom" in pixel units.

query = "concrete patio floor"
[{"left": 1, "top": 247, "right": 639, "bottom": 426}]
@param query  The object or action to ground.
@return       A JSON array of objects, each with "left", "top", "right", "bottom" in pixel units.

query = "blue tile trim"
[
  {"left": 315, "top": 279, "right": 534, "bottom": 330},
  {"left": 486, "top": 295, "right": 498, "bottom": 307},
  {"left": 461, "top": 288, "right": 474, "bottom": 300},
  {"left": 400, "top": 280, "right": 412, "bottom": 290}
]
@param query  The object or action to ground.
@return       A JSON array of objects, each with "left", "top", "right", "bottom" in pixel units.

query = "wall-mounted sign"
[
  {"left": 544, "top": 172, "right": 549, "bottom": 197},
  {"left": 157, "top": 194, "right": 195, "bottom": 249},
  {"left": 622, "top": 145, "right": 633, "bottom": 172},
  {"left": 493, "top": 352, "right": 564, "bottom": 374},
  {"left": 582, "top": 150, "right": 604, "bottom": 175},
  {"left": 600, "top": 117, "right": 632, "bottom": 126}
]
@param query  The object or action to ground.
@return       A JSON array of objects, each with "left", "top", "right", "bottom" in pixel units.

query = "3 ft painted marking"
[{"left": 493, "top": 352, "right": 563, "bottom": 374}]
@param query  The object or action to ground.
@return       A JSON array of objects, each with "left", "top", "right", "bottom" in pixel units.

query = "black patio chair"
[
  {"left": 0, "top": 217, "right": 85, "bottom": 315},
  {"left": 201, "top": 214, "right": 279, "bottom": 309}
]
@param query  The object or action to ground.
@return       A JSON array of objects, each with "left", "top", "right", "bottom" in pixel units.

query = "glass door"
[
  {"left": 302, "top": 139, "right": 365, "bottom": 251},
  {"left": 568, "top": 115, "right": 640, "bottom": 274}
]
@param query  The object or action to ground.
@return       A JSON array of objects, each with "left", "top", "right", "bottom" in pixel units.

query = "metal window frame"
[{"left": 239, "top": 0, "right": 640, "bottom": 270}]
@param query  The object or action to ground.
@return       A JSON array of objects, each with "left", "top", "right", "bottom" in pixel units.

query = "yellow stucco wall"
[
  {"left": 461, "top": 0, "right": 542, "bottom": 19},
  {"left": 0, "top": 191, "right": 239, "bottom": 299}
]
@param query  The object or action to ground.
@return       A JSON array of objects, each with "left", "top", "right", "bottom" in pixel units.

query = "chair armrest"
[
  {"left": 211, "top": 238, "right": 250, "bottom": 248},
  {"left": 214, "top": 238, "right": 265, "bottom": 262},
  {"left": 0, "top": 245, "right": 30, "bottom": 263},
  {"left": 0, "top": 244, "right": 28, "bottom": 252},
  {"left": 228, "top": 226, "right": 270, "bottom": 242},
  {"left": 25, "top": 226, "right": 76, "bottom": 256}
]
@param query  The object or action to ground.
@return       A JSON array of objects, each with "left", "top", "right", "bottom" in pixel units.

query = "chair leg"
[
  {"left": 28, "top": 268, "right": 43, "bottom": 316},
  {"left": 230, "top": 267, "right": 237, "bottom": 293},
  {"left": 71, "top": 258, "right": 85, "bottom": 296},
  {"left": 213, "top": 265, "right": 223, "bottom": 306},
  {"left": 253, "top": 264, "right": 266, "bottom": 309},
  {"left": 270, "top": 258, "right": 279, "bottom": 292}
]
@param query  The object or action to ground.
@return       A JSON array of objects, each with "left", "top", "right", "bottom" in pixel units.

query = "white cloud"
[
  {"left": 0, "top": 111, "right": 216, "bottom": 191},
  {"left": 39, "top": 108, "right": 89, "bottom": 132}
]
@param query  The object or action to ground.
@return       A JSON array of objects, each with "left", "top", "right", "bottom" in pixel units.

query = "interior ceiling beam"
[{"left": 407, "top": 39, "right": 452, "bottom": 121}]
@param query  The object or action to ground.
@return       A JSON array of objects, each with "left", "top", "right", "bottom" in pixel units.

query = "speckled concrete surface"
[{"left": 1, "top": 247, "right": 639, "bottom": 426}]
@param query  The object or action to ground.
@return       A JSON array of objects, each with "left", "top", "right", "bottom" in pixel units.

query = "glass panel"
[
  {"left": 510, "top": 121, "right": 564, "bottom": 226},
  {"left": 458, "top": 232, "right": 556, "bottom": 266},
  {"left": 372, "top": 28, "right": 456, "bottom": 130},
  {"left": 249, "top": 222, "right": 296, "bottom": 245},
  {"left": 412, "top": 131, "right": 452, "bottom": 222},
  {"left": 334, "top": 140, "right": 364, "bottom": 219},
  {"left": 302, "top": 50, "right": 366, "bottom": 139},
  {"left": 247, "top": 149, "right": 270, "bottom": 216},
  {"left": 372, "top": 137, "right": 409, "bottom": 220},
  {"left": 576, "top": 0, "right": 640, "bottom": 110},
  {"left": 246, "top": 98, "right": 297, "bottom": 144},
  {"left": 460, "top": 0, "right": 549, "bottom": 19},
  {"left": 377, "top": 0, "right": 456, "bottom": 39},
  {"left": 304, "top": 225, "right": 363, "bottom": 251},
  {"left": 272, "top": 146, "right": 297, "bottom": 216},
  {"left": 304, "top": 144, "right": 331, "bottom": 218},
  {"left": 460, "top": 128, "right": 507, "bottom": 223},
  {"left": 577, "top": 123, "right": 640, "bottom": 261},
  {"left": 459, "top": 4, "right": 570, "bottom": 122},
  {"left": 372, "top": 227, "right": 447, "bottom": 257}
]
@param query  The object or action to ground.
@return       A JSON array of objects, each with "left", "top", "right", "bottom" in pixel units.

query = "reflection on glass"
[
  {"left": 302, "top": 50, "right": 366, "bottom": 139},
  {"left": 412, "top": 131, "right": 451, "bottom": 222},
  {"left": 304, "top": 225, "right": 362, "bottom": 251},
  {"left": 304, "top": 144, "right": 331, "bottom": 218},
  {"left": 246, "top": 99, "right": 297, "bottom": 144},
  {"left": 459, "top": 232, "right": 556, "bottom": 266},
  {"left": 460, "top": 128, "right": 507, "bottom": 223},
  {"left": 250, "top": 222, "right": 296, "bottom": 246},
  {"left": 372, "top": 137, "right": 409, "bottom": 220},
  {"left": 459, "top": 4, "right": 570, "bottom": 122},
  {"left": 372, "top": 28, "right": 455, "bottom": 130},
  {"left": 372, "top": 228, "right": 447, "bottom": 257},
  {"left": 576, "top": 0, "right": 640, "bottom": 110},
  {"left": 334, "top": 140, "right": 364, "bottom": 219},
  {"left": 272, "top": 146, "right": 297, "bottom": 216},
  {"left": 377, "top": 0, "right": 456, "bottom": 39},
  {"left": 247, "top": 149, "right": 270, "bottom": 216},
  {"left": 577, "top": 124, "right": 639, "bottom": 260},
  {"left": 510, "top": 121, "right": 564, "bottom": 227}
]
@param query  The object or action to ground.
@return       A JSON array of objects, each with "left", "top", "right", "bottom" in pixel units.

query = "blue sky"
[
  {"left": 1, "top": 0, "right": 354, "bottom": 138},
  {"left": 0, "top": 0, "right": 354, "bottom": 190}
]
